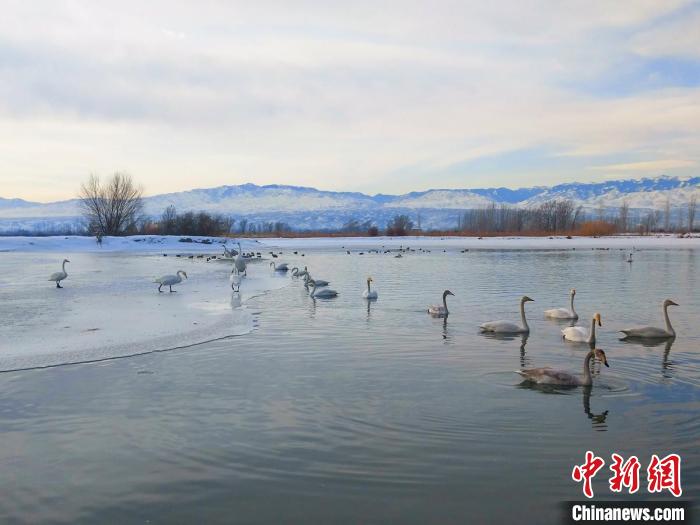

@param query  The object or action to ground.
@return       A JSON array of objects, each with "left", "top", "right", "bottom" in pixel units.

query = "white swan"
[
  {"left": 362, "top": 277, "right": 378, "bottom": 300},
  {"left": 620, "top": 299, "right": 678, "bottom": 339},
  {"left": 308, "top": 279, "right": 338, "bottom": 298},
  {"left": 155, "top": 270, "right": 187, "bottom": 292},
  {"left": 562, "top": 313, "right": 601, "bottom": 344},
  {"left": 49, "top": 259, "right": 70, "bottom": 288},
  {"left": 428, "top": 290, "right": 454, "bottom": 317},
  {"left": 304, "top": 274, "right": 329, "bottom": 287},
  {"left": 544, "top": 289, "right": 578, "bottom": 319},
  {"left": 516, "top": 348, "right": 609, "bottom": 386},
  {"left": 270, "top": 262, "right": 289, "bottom": 272},
  {"left": 230, "top": 270, "right": 242, "bottom": 292},
  {"left": 480, "top": 296, "right": 534, "bottom": 334},
  {"left": 291, "top": 266, "right": 309, "bottom": 278},
  {"left": 234, "top": 242, "right": 247, "bottom": 276}
]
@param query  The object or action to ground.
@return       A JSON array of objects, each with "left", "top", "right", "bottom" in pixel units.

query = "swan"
[
  {"left": 562, "top": 313, "right": 601, "bottom": 344},
  {"left": 270, "top": 262, "right": 289, "bottom": 272},
  {"left": 626, "top": 253, "right": 633, "bottom": 263},
  {"left": 155, "top": 270, "right": 187, "bottom": 292},
  {"left": 49, "top": 259, "right": 70, "bottom": 288},
  {"left": 304, "top": 274, "right": 329, "bottom": 287},
  {"left": 480, "top": 296, "right": 534, "bottom": 334},
  {"left": 308, "top": 279, "right": 338, "bottom": 298},
  {"left": 234, "top": 242, "right": 247, "bottom": 276},
  {"left": 516, "top": 348, "right": 609, "bottom": 386},
  {"left": 544, "top": 289, "right": 578, "bottom": 319},
  {"left": 620, "top": 299, "right": 678, "bottom": 339},
  {"left": 230, "top": 270, "right": 242, "bottom": 292},
  {"left": 362, "top": 277, "right": 378, "bottom": 300},
  {"left": 291, "top": 266, "right": 308, "bottom": 278},
  {"left": 428, "top": 290, "right": 454, "bottom": 317}
]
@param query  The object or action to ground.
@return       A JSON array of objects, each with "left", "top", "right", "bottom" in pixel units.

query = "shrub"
[{"left": 577, "top": 220, "right": 616, "bottom": 236}]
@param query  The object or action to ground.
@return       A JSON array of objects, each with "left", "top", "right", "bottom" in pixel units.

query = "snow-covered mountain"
[{"left": 1, "top": 176, "right": 697, "bottom": 232}]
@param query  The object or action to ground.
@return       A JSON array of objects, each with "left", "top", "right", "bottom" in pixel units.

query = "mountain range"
[{"left": 1, "top": 175, "right": 698, "bottom": 232}]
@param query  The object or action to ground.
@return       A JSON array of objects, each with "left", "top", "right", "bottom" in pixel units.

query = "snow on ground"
[{"left": 1, "top": 233, "right": 698, "bottom": 255}]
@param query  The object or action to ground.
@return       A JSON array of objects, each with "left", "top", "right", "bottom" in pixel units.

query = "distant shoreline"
[{"left": 1, "top": 233, "right": 698, "bottom": 254}]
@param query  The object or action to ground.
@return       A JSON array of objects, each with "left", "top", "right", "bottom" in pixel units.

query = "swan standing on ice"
[
  {"left": 230, "top": 270, "right": 242, "bottom": 292},
  {"left": 544, "top": 289, "right": 578, "bottom": 319},
  {"left": 480, "top": 296, "right": 534, "bottom": 334},
  {"left": 308, "top": 279, "right": 338, "bottom": 298},
  {"left": 362, "top": 277, "right": 378, "bottom": 300},
  {"left": 428, "top": 290, "right": 454, "bottom": 317},
  {"left": 516, "top": 348, "right": 609, "bottom": 386},
  {"left": 270, "top": 262, "right": 289, "bottom": 272},
  {"left": 155, "top": 270, "right": 187, "bottom": 292},
  {"left": 49, "top": 259, "right": 70, "bottom": 288},
  {"left": 620, "top": 299, "right": 678, "bottom": 339},
  {"left": 562, "top": 313, "right": 601, "bottom": 344},
  {"left": 234, "top": 242, "right": 247, "bottom": 276}
]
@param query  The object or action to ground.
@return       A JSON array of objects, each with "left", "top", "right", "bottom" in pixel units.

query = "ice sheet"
[{"left": 0, "top": 249, "right": 289, "bottom": 371}]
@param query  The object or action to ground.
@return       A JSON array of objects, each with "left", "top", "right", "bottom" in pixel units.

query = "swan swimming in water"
[
  {"left": 308, "top": 279, "right": 338, "bottom": 298},
  {"left": 362, "top": 277, "right": 378, "bottom": 300},
  {"left": 562, "top": 313, "right": 601, "bottom": 344},
  {"left": 428, "top": 290, "right": 454, "bottom": 317},
  {"left": 49, "top": 259, "right": 70, "bottom": 288},
  {"left": 516, "top": 348, "right": 609, "bottom": 386},
  {"left": 480, "top": 296, "right": 534, "bottom": 334},
  {"left": 544, "top": 289, "right": 578, "bottom": 319},
  {"left": 270, "top": 262, "right": 289, "bottom": 272},
  {"left": 620, "top": 299, "right": 678, "bottom": 339},
  {"left": 155, "top": 270, "right": 187, "bottom": 292},
  {"left": 291, "top": 266, "right": 309, "bottom": 278},
  {"left": 304, "top": 273, "right": 329, "bottom": 287}
]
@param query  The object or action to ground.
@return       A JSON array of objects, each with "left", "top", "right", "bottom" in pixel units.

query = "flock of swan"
[{"left": 46, "top": 247, "right": 681, "bottom": 389}]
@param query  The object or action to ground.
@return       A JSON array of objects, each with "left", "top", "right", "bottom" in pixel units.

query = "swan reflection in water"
[
  {"left": 230, "top": 291, "right": 242, "bottom": 309},
  {"left": 621, "top": 337, "right": 676, "bottom": 380},
  {"left": 479, "top": 331, "right": 530, "bottom": 367},
  {"left": 516, "top": 381, "right": 609, "bottom": 430}
]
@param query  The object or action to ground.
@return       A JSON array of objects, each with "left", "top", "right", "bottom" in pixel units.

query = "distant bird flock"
[{"left": 46, "top": 240, "right": 680, "bottom": 389}]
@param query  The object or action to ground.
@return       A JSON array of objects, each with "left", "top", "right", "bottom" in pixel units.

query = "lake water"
[{"left": 0, "top": 244, "right": 698, "bottom": 523}]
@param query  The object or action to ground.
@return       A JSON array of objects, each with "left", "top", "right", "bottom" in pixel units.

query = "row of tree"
[{"left": 77, "top": 173, "right": 698, "bottom": 237}]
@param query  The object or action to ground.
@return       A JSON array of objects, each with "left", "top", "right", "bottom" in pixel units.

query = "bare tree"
[
  {"left": 79, "top": 173, "right": 143, "bottom": 236},
  {"left": 386, "top": 214, "right": 414, "bottom": 236},
  {"left": 618, "top": 201, "right": 629, "bottom": 233},
  {"left": 689, "top": 194, "right": 697, "bottom": 233},
  {"left": 161, "top": 205, "right": 178, "bottom": 235}
]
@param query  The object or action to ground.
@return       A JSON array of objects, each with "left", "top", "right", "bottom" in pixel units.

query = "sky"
[{"left": 1, "top": 1, "right": 700, "bottom": 202}]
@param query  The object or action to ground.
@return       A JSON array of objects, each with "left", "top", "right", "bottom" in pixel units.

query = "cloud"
[
  {"left": 589, "top": 160, "right": 697, "bottom": 172},
  {"left": 0, "top": 1, "right": 699, "bottom": 200}
]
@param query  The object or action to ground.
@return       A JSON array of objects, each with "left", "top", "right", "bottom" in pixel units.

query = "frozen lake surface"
[{"left": 0, "top": 235, "right": 698, "bottom": 523}]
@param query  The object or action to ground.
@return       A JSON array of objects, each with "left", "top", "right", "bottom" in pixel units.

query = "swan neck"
[
  {"left": 367, "top": 281, "right": 371, "bottom": 293},
  {"left": 520, "top": 299, "right": 528, "bottom": 330},
  {"left": 570, "top": 293, "right": 576, "bottom": 316},
  {"left": 588, "top": 318, "right": 596, "bottom": 343},
  {"left": 443, "top": 292, "right": 449, "bottom": 314},
  {"left": 663, "top": 303, "right": 675, "bottom": 336}
]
